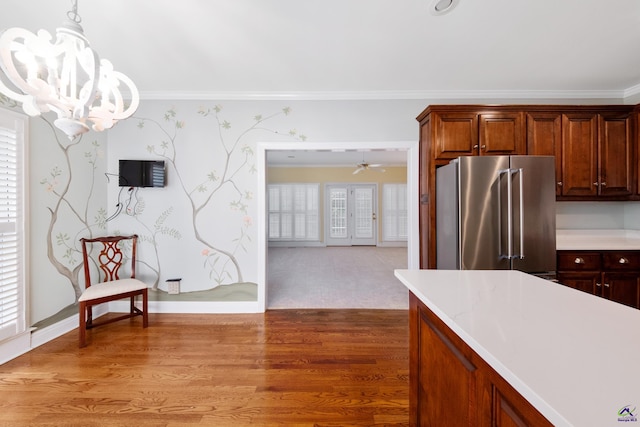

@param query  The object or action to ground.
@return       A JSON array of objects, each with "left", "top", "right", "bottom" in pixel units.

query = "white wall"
[
  {"left": 623, "top": 202, "right": 640, "bottom": 229},
  {"left": 556, "top": 201, "right": 640, "bottom": 230},
  {"left": 25, "top": 96, "right": 640, "bottom": 325}
]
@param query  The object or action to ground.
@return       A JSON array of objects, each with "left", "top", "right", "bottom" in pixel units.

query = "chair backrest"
[{"left": 80, "top": 235, "right": 139, "bottom": 287}]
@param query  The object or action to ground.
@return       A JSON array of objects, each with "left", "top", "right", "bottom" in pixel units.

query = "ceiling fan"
[{"left": 353, "top": 154, "right": 386, "bottom": 175}]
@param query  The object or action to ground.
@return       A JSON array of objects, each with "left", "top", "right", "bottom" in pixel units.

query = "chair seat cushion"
[{"left": 79, "top": 278, "right": 148, "bottom": 302}]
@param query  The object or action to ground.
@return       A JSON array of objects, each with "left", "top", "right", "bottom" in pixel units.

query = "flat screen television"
[{"left": 119, "top": 160, "right": 166, "bottom": 187}]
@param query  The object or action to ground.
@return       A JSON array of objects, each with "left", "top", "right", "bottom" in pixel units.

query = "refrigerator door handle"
[
  {"left": 505, "top": 168, "right": 513, "bottom": 260},
  {"left": 517, "top": 168, "right": 525, "bottom": 260},
  {"left": 498, "top": 168, "right": 513, "bottom": 260}
]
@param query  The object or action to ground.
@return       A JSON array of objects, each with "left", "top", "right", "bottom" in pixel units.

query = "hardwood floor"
[{"left": 0, "top": 310, "right": 409, "bottom": 426}]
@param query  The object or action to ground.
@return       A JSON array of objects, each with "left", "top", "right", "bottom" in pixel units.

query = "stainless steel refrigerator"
[{"left": 436, "top": 155, "right": 556, "bottom": 274}]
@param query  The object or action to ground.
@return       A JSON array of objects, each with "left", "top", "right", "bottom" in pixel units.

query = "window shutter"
[
  {"left": 0, "top": 110, "right": 26, "bottom": 343},
  {"left": 383, "top": 184, "right": 408, "bottom": 241},
  {"left": 267, "top": 183, "right": 319, "bottom": 241}
]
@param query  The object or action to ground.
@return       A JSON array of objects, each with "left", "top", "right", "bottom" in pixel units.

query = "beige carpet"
[{"left": 267, "top": 246, "right": 408, "bottom": 309}]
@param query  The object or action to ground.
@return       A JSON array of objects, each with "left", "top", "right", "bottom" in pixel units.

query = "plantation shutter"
[
  {"left": 382, "top": 184, "right": 408, "bottom": 241},
  {"left": 267, "top": 184, "right": 319, "bottom": 241},
  {"left": 0, "top": 110, "right": 26, "bottom": 342}
]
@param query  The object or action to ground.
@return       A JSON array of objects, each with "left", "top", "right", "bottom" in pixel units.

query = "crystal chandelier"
[{"left": 0, "top": 0, "right": 139, "bottom": 139}]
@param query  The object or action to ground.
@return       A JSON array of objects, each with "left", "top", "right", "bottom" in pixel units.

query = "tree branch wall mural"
[
  {"left": 127, "top": 105, "right": 305, "bottom": 291},
  {"left": 39, "top": 119, "right": 107, "bottom": 302},
  {"left": 3, "top": 95, "right": 308, "bottom": 326}
]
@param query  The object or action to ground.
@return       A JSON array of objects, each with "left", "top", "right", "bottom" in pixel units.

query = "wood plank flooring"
[{"left": 0, "top": 310, "right": 409, "bottom": 426}]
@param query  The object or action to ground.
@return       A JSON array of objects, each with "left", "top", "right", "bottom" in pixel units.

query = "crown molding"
[
  {"left": 139, "top": 89, "right": 629, "bottom": 102},
  {"left": 623, "top": 82, "right": 640, "bottom": 99}
]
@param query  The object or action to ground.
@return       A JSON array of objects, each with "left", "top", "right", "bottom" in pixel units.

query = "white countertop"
[
  {"left": 394, "top": 269, "right": 640, "bottom": 427},
  {"left": 557, "top": 229, "right": 640, "bottom": 250}
]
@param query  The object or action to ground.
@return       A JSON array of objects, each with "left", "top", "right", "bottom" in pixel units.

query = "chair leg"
[
  {"left": 87, "top": 305, "right": 93, "bottom": 327},
  {"left": 130, "top": 296, "right": 135, "bottom": 314},
  {"left": 142, "top": 288, "right": 148, "bottom": 328},
  {"left": 79, "top": 301, "right": 87, "bottom": 348}
]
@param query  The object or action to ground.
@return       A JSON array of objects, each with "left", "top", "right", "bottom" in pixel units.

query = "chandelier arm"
[{"left": 0, "top": 28, "right": 58, "bottom": 116}]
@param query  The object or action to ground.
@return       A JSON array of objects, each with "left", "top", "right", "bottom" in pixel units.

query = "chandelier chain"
[{"left": 66, "top": 0, "right": 82, "bottom": 24}]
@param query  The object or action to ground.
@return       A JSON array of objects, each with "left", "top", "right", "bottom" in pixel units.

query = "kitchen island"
[{"left": 394, "top": 269, "right": 640, "bottom": 427}]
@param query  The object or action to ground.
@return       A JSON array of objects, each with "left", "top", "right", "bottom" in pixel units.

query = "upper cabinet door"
[
  {"left": 526, "top": 112, "right": 562, "bottom": 196},
  {"left": 433, "top": 112, "right": 479, "bottom": 160},
  {"left": 598, "top": 113, "right": 633, "bottom": 197},
  {"left": 561, "top": 113, "right": 598, "bottom": 197},
  {"left": 479, "top": 112, "right": 525, "bottom": 155}
]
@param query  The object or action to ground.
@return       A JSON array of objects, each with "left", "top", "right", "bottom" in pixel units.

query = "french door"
[{"left": 325, "top": 184, "right": 377, "bottom": 246}]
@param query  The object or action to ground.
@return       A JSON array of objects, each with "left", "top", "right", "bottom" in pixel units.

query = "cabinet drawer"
[
  {"left": 603, "top": 252, "right": 640, "bottom": 270},
  {"left": 557, "top": 252, "right": 601, "bottom": 271}
]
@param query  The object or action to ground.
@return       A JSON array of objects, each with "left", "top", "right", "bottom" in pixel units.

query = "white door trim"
[{"left": 257, "top": 140, "right": 420, "bottom": 312}]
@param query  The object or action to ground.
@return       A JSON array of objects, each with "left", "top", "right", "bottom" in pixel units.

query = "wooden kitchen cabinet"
[
  {"left": 556, "top": 271, "right": 600, "bottom": 294},
  {"left": 432, "top": 110, "right": 525, "bottom": 160},
  {"left": 419, "top": 104, "right": 637, "bottom": 269},
  {"left": 557, "top": 250, "right": 640, "bottom": 309},
  {"left": 528, "top": 110, "right": 634, "bottom": 198},
  {"left": 526, "top": 112, "right": 563, "bottom": 196},
  {"left": 560, "top": 113, "right": 598, "bottom": 196},
  {"left": 479, "top": 112, "right": 525, "bottom": 155},
  {"left": 410, "top": 293, "right": 552, "bottom": 426},
  {"left": 560, "top": 112, "right": 633, "bottom": 198},
  {"left": 601, "top": 273, "right": 640, "bottom": 309}
]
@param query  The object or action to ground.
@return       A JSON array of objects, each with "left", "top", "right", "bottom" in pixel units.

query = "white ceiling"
[
  {"left": 266, "top": 148, "right": 408, "bottom": 168},
  {"left": 2, "top": 0, "right": 640, "bottom": 166},
  {"left": 2, "top": 0, "right": 640, "bottom": 98}
]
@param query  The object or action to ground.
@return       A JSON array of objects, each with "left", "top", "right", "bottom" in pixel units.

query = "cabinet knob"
[
  {"left": 574, "top": 257, "right": 585, "bottom": 264},
  {"left": 601, "top": 182, "right": 607, "bottom": 187},
  {"left": 619, "top": 257, "right": 629, "bottom": 264},
  {"left": 481, "top": 145, "right": 486, "bottom": 149},
  {"left": 593, "top": 182, "right": 599, "bottom": 187},
  {"left": 557, "top": 182, "right": 563, "bottom": 186},
  {"left": 473, "top": 144, "right": 479, "bottom": 149},
  {"left": 596, "top": 282, "right": 602, "bottom": 287},
  {"left": 604, "top": 283, "right": 610, "bottom": 288}
]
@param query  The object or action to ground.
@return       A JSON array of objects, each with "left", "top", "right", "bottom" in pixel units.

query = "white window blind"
[
  {"left": 383, "top": 184, "right": 408, "bottom": 241},
  {"left": 268, "top": 184, "right": 319, "bottom": 241},
  {"left": 0, "top": 110, "right": 26, "bottom": 343}
]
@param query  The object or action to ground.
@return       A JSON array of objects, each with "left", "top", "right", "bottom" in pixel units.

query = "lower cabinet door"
[
  {"left": 557, "top": 271, "right": 599, "bottom": 295},
  {"left": 411, "top": 294, "right": 553, "bottom": 426},
  {"left": 417, "top": 305, "right": 477, "bottom": 425},
  {"left": 601, "top": 273, "right": 640, "bottom": 309},
  {"left": 486, "top": 374, "right": 554, "bottom": 427}
]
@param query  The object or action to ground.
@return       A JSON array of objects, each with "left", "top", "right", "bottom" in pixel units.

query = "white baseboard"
[
  {"left": 30, "top": 305, "right": 109, "bottom": 349},
  {"left": 110, "top": 300, "right": 264, "bottom": 314},
  {"left": 268, "top": 241, "right": 325, "bottom": 248},
  {"left": 0, "top": 332, "right": 31, "bottom": 365},
  {"left": 377, "top": 241, "right": 408, "bottom": 247},
  {"left": 268, "top": 241, "right": 408, "bottom": 248}
]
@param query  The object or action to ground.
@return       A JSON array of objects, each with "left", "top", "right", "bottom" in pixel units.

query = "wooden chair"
[{"left": 78, "top": 235, "right": 148, "bottom": 347}]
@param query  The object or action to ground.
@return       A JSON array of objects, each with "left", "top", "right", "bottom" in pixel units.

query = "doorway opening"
[{"left": 256, "top": 140, "right": 420, "bottom": 311}]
